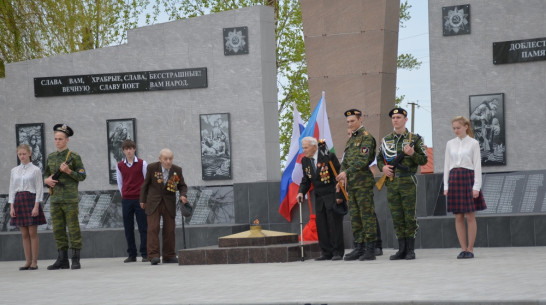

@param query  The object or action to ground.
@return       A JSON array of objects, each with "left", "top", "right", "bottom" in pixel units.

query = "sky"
[{"left": 396, "top": 0, "right": 433, "bottom": 147}]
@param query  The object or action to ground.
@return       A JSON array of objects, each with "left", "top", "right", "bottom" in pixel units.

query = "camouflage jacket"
[
  {"left": 377, "top": 129, "right": 427, "bottom": 174},
  {"left": 340, "top": 126, "right": 376, "bottom": 183},
  {"left": 44, "top": 148, "right": 86, "bottom": 203}
]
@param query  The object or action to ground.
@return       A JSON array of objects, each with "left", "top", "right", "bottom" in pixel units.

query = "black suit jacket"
[
  {"left": 140, "top": 162, "right": 188, "bottom": 217},
  {"left": 298, "top": 149, "right": 342, "bottom": 212}
]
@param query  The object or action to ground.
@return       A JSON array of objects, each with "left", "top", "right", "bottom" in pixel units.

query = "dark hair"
[{"left": 121, "top": 139, "right": 136, "bottom": 150}]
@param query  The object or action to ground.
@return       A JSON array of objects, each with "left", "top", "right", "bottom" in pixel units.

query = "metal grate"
[
  {"left": 189, "top": 190, "right": 212, "bottom": 225},
  {"left": 86, "top": 194, "right": 112, "bottom": 228}
]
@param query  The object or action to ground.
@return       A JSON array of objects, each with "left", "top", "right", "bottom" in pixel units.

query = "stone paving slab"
[{"left": 1, "top": 247, "right": 545, "bottom": 305}]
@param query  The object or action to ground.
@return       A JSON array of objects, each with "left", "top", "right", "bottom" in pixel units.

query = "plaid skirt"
[
  {"left": 447, "top": 168, "right": 487, "bottom": 214},
  {"left": 10, "top": 191, "right": 47, "bottom": 227}
]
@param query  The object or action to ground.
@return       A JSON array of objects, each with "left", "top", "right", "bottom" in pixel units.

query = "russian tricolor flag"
[{"left": 279, "top": 92, "right": 334, "bottom": 221}]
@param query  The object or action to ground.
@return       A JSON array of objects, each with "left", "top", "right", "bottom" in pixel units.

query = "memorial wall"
[
  {"left": 429, "top": 0, "right": 546, "bottom": 172},
  {"left": 0, "top": 6, "right": 278, "bottom": 231}
]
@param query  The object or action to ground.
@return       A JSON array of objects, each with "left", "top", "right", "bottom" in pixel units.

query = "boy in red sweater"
[{"left": 116, "top": 140, "right": 148, "bottom": 262}]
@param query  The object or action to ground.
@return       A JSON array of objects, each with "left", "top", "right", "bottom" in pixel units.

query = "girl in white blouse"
[
  {"left": 9, "top": 144, "right": 47, "bottom": 270},
  {"left": 443, "top": 116, "right": 487, "bottom": 259}
]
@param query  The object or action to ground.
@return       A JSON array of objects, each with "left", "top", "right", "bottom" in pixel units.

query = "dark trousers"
[
  {"left": 374, "top": 213, "right": 383, "bottom": 248},
  {"left": 147, "top": 201, "right": 176, "bottom": 259},
  {"left": 315, "top": 194, "right": 345, "bottom": 257},
  {"left": 122, "top": 198, "right": 148, "bottom": 257}
]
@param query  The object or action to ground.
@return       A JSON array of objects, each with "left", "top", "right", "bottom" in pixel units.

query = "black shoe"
[
  {"left": 124, "top": 256, "right": 137, "bottom": 263},
  {"left": 390, "top": 238, "right": 407, "bottom": 260},
  {"left": 29, "top": 266, "right": 38, "bottom": 270},
  {"left": 457, "top": 251, "right": 467, "bottom": 259},
  {"left": 314, "top": 255, "right": 332, "bottom": 261},
  {"left": 150, "top": 257, "right": 160, "bottom": 265},
  {"left": 343, "top": 243, "right": 364, "bottom": 261},
  {"left": 19, "top": 266, "right": 30, "bottom": 271},
  {"left": 331, "top": 255, "right": 342, "bottom": 261},
  {"left": 48, "top": 249, "right": 70, "bottom": 270},
  {"left": 142, "top": 256, "right": 149, "bottom": 263},
  {"left": 71, "top": 249, "right": 81, "bottom": 269},
  {"left": 162, "top": 257, "right": 178, "bottom": 264},
  {"left": 375, "top": 248, "right": 383, "bottom": 256},
  {"left": 464, "top": 251, "right": 474, "bottom": 259},
  {"left": 358, "top": 242, "right": 376, "bottom": 261},
  {"left": 405, "top": 237, "right": 416, "bottom": 260}
]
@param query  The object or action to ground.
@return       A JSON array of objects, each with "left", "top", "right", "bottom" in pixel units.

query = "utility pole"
[{"left": 407, "top": 101, "right": 418, "bottom": 133}]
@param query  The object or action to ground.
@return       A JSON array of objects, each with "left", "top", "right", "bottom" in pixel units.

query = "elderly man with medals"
[{"left": 297, "top": 137, "right": 346, "bottom": 261}]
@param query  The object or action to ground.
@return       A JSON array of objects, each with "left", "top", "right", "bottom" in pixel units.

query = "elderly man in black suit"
[{"left": 297, "top": 137, "right": 346, "bottom": 261}]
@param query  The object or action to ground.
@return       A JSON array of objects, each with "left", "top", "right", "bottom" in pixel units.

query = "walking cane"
[
  {"left": 297, "top": 195, "right": 305, "bottom": 261},
  {"left": 182, "top": 215, "right": 187, "bottom": 249}
]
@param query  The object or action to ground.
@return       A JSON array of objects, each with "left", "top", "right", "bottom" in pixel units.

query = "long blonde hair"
[
  {"left": 452, "top": 116, "right": 474, "bottom": 138},
  {"left": 17, "top": 144, "right": 33, "bottom": 161}
]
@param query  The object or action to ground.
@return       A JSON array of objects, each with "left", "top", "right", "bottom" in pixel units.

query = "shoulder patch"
[
  {"left": 78, "top": 168, "right": 85, "bottom": 175},
  {"left": 361, "top": 147, "right": 369, "bottom": 155}
]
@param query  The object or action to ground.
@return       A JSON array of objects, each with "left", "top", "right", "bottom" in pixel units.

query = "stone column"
[{"left": 301, "top": 0, "right": 400, "bottom": 153}]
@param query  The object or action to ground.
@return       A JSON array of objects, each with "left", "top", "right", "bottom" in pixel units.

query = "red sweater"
[{"left": 117, "top": 159, "right": 144, "bottom": 200}]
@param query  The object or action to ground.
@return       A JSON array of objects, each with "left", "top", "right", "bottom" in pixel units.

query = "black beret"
[
  {"left": 53, "top": 124, "right": 74, "bottom": 137},
  {"left": 344, "top": 109, "right": 362, "bottom": 117},
  {"left": 389, "top": 107, "right": 407, "bottom": 117}
]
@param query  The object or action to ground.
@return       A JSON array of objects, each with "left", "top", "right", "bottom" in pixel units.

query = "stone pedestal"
[{"left": 178, "top": 227, "right": 320, "bottom": 265}]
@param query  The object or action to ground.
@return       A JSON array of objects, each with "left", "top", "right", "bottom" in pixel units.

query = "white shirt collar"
[{"left": 123, "top": 156, "right": 139, "bottom": 165}]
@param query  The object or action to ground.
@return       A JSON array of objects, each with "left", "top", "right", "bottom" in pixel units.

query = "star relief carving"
[
  {"left": 444, "top": 7, "right": 469, "bottom": 34},
  {"left": 225, "top": 29, "right": 246, "bottom": 53}
]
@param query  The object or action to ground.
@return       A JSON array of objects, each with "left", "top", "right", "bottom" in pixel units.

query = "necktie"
[
  {"left": 310, "top": 158, "right": 316, "bottom": 172},
  {"left": 163, "top": 169, "right": 169, "bottom": 185}
]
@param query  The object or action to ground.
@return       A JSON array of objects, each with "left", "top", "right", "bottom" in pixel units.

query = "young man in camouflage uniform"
[
  {"left": 336, "top": 109, "right": 378, "bottom": 261},
  {"left": 377, "top": 108, "right": 427, "bottom": 260},
  {"left": 44, "top": 124, "right": 87, "bottom": 270}
]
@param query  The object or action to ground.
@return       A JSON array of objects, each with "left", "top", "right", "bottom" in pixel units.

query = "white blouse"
[
  {"left": 8, "top": 163, "right": 44, "bottom": 204},
  {"left": 443, "top": 135, "right": 482, "bottom": 191}
]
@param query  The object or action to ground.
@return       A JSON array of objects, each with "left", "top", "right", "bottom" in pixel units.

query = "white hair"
[
  {"left": 301, "top": 136, "right": 318, "bottom": 147},
  {"left": 159, "top": 148, "right": 173, "bottom": 158}
]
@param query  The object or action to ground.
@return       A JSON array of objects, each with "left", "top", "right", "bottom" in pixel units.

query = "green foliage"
[
  {"left": 399, "top": 0, "right": 411, "bottom": 28},
  {"left": 396, "top": 1, "right": 421, "bottom": 106},
  {"left": 397, "top": 53, "right": 421, "bottom": 71},
  {"left": 0, "top": 0, "right": 149, "bottom": 77}
]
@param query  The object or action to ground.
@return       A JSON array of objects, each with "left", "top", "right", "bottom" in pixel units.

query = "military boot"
[
  {"left": 71, "top": 249, "right": 81, "bottom": 269},
  {"left": 389, "top": 238, "right": 407, "bottom": 260},
  {"left": 47, "top": 249, "right": 70, "bottom": 270},
  {"left": 405, "top": 237, "right": 416, "bottom": 260},
  {"left": 358, "top": 242, "right": 376, "bottom": 261},
  {"left": 343, "top": 243, "right": 363, "bottom": 261}
]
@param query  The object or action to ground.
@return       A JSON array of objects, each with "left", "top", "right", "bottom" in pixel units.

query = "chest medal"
[{"left": 319, "top": 165, "right": 330, "bottom": 183}]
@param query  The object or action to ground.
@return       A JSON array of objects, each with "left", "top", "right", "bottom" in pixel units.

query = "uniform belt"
[{"left": 395, "top": 172, "right": 415, "bottom": 177}]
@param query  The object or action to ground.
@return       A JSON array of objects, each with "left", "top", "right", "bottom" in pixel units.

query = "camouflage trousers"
[
  {"left": 50, "top": 201, "right": 82, "bottom": 250},
  {"left": 386, "top": 175, "right": 419, "bottom": 238},
  {"left": 347, "top": 182, "right": 377, "bottom": 243}
]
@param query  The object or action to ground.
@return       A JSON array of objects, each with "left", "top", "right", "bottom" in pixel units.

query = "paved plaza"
[{"left": 1, "top": 247, "right": 545, "bottom": 305}]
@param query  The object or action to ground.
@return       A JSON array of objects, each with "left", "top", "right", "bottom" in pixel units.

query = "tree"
[{"left": 0, "top": 0, "right": 148, "bottom": 77}]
